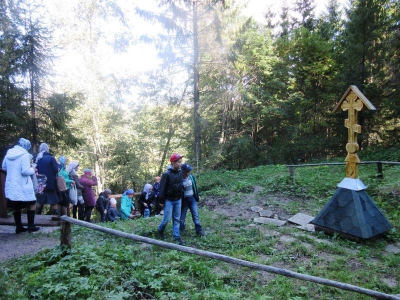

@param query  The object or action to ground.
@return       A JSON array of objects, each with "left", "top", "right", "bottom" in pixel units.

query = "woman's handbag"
[
  {"left": 69, "top": 185, "right": 78, "bottom": 205},
  {"left": 57, "top": 175, "right": 67, "bottom": 192}
]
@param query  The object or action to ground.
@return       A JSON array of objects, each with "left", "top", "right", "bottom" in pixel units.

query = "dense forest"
[{"left": 1, "top": 0, "right": 399, "bottom": 192}]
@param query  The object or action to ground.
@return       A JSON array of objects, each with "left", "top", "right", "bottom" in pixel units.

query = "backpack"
[{"left": 57, "top": 174, "right": 67, "bottom": 192}]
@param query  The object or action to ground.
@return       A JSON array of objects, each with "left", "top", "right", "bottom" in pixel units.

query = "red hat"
[{"left": 170, "top": 153, "right": 184, "bottom": 163}]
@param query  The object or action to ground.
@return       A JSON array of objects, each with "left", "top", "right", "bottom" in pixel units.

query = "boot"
[
  {"left": 27, "top": 210, "right": 40, "bottom": 233},
  {"left": 36, "top": 205, "right": 43, "bottom": 215},
  {"left": 13, "top": 210, "right": 27, "bottom": 234}
]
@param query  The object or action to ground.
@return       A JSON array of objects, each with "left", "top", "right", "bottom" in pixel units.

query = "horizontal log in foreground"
[{"left": 60, "top": 216, "right": 400, "bottom": 300}]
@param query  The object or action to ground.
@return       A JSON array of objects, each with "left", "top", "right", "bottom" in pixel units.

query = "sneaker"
[
  {"left": 197, "top": 231, "right": 205, "bottom": 237},
  {"left": 158, "top": 230, "right": 164, "bottom": 240},
  {"left": 174, "top": 238, "right": 185, "bottom": 245}
]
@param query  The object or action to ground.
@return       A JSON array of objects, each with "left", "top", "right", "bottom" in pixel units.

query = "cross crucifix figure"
[{"left": 333, "top": 86, "right": 376, "bottom": 179}]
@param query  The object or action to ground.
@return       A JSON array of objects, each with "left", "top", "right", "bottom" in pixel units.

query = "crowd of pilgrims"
[{"left": 2, "top": 138, "right": 204, "bottom": 245}]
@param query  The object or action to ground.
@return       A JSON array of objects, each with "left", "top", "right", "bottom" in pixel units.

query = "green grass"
[{"left": 0, "top": 163, "right": 399, "bottom": 299}]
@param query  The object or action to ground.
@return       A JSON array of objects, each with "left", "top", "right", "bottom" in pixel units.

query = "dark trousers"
[
  {"left": 73, "top": 202, "right": 85, "bottom": 220},
  {"left": 84, "top": 206, "right": 94, "bottom": 222}
]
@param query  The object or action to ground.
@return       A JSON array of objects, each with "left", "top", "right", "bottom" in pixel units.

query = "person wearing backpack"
[
  {"left": 96, "top": 188, "right": 112, "bottom": 222},
  {"left": 57, "top": 156, "right": 75, "bottom": 217},
  {"left": 35, "top": 143, "right": 60, "bottom": 215}
]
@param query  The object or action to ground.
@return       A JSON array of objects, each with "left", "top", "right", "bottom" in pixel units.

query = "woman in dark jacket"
[
  {"left": 138, "top": 184, "right": 154, "bottom": 216},
  {"left": 35, "top": 143, "right": 60, "bottom": 215},
  {"left": 68, "top": 161, "right": 84, "bottom": 220}
]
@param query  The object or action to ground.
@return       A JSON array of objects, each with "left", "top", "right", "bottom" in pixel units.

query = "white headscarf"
[
  {"left": 68, "top": 161, "right": 79, "bottom": 175},
  {"left": 35, "top": 143, "right": 50, "bottom": 163},
  {"left": 143, "top": 183, "right": 153, "bottom": 200},
  {"left": 17, "top": 138, "right": 31, "bottom": 151}
]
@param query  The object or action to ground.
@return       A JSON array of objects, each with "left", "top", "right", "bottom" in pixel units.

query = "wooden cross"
[
  {"left": 341, "top": 91, "right": 363, "bottom": 154},
  {"left": 333, "top": 86, "right": 376, "bottom": 179}
]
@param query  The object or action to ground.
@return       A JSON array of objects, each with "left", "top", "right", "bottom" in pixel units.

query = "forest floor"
[
  {"left": 0, "top": 187, "right": 269, "bottom": 262},
  {"left": 1, "top": 185, "right": 399, "bottom": 294}
]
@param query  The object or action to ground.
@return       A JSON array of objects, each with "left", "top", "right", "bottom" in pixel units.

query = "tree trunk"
[
  {"left": 29, "top": 43, "right": 38, "bottom": 153},
  {"left": 192, "top": 1, "right": 201, "bottom": 163}
]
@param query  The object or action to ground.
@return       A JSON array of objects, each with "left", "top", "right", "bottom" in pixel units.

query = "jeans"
[
  {"left": 180, "top": 196, "right": 202, "bottom": 234},
  {"left": 158, "top": 199, "right": 182, "bottom": 239},
  {"left": 97, "top": 207, "right": 107, "bottom": 222}
]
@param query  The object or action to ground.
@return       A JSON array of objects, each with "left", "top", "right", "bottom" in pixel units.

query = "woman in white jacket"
[{"left": 2, "top": 138, "right": 40, "bottom": 233}]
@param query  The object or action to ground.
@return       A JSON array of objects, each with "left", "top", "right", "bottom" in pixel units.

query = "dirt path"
[{"left": 0, "top": 225, "right": 59, "bottom": 262}]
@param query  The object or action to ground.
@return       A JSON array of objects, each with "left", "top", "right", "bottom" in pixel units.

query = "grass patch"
[{"left": 0, "top": 164, "right": 399, "bottom": 299}]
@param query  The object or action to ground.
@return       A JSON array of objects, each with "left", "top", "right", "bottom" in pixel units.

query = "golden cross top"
[
  {"left": 333, "top": 86, "right": 376, "bottom": 179},
  {"left": 341, "top": 91, "right": 363, "bottom": 153}
]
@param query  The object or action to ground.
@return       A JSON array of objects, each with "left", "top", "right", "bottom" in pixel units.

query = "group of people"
[
  {"left": 157, "top": 153, "right": 205, "bottom": 245},
  {"left": 2, "top": 138, "right": 103, "bottom": 233},
  {"left": 89, "top": 153, "right": 206, "bottom": 246},
  {"left": 33, "top": 142, "right": 99, "bottom": 223},
  {"left": 2, "top": 138, "right": 204, "bottom": 242}
]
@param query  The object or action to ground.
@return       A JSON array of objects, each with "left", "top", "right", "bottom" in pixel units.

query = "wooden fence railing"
[
  {"left": 286, "top": 161, "right": 400, "bottom": 177},
  {"left": 60, "top": 216, "right": 400, "bottom": 300}
]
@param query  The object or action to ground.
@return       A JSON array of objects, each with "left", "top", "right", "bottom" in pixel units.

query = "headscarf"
[
  {"left": 17, "top": 138, "right": 31, "bottom": 151},
  {"left": 58, "top": 156, "right": 66, "bottom": 170},
  {"left": 83, "top": 169, "right": 92, "bottom": 174},
  {"left": 67, "top": 161, "right": 79, "bottom": 174},
  {"left": 143, "top": 184, "right": 153, "bottom": 200},
  {"left": 109, "top": 198, "right": 117, "bottom": 206},
  {"left": 35, "top": 143, "right": 50, "bottom": 163},
  {"left": 123, "top": 189, "right": 134, "bottom": 196}
]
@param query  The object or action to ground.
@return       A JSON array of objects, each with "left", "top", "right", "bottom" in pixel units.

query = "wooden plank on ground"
[{"left": 0, "top": 214, "right": 59, "bottom": 226}]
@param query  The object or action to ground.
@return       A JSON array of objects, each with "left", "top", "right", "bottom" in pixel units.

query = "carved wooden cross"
[
  {"left": 333, "top": 86, "right": 376, "bottom": 179},
  {"left": 341, "top": 91, "right": 363, "bottom": 154}
]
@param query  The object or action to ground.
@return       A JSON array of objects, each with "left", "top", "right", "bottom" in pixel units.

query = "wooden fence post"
[
  {"left": 60, "top": 219, "right": 71, "bottom": 249},
  {"left": 377, "top": 162, "right": 383, "bottom": 178},
  {"left": 0, "top": 169, "right": 8, "bottom": 218},
  {"left": 289, "top": 166, "right": 294, "bottom": 177}
]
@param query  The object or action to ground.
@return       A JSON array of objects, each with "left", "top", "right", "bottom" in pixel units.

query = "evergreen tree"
[
  {"left": 136, "top": 0, "right": 227, "bottom": 165},
  {"left": 340, "top": 0, "right": 394, "bottom": 148}
]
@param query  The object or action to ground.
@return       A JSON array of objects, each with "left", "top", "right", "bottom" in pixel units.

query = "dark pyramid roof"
[{"left": 311, "top": 188, "right": 392, "bottom": 239}]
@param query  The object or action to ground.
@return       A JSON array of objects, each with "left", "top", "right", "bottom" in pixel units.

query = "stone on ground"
[{"left": 254, "top": 217, "right": 286, "bottom": 227}]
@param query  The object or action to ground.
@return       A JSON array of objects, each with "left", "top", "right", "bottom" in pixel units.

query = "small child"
[
  {"left": 107, "top": 198, "right": 119, "bottom": 222},
  {"left": 180, "top": 163, "right": 205, "bottom": 236}
]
